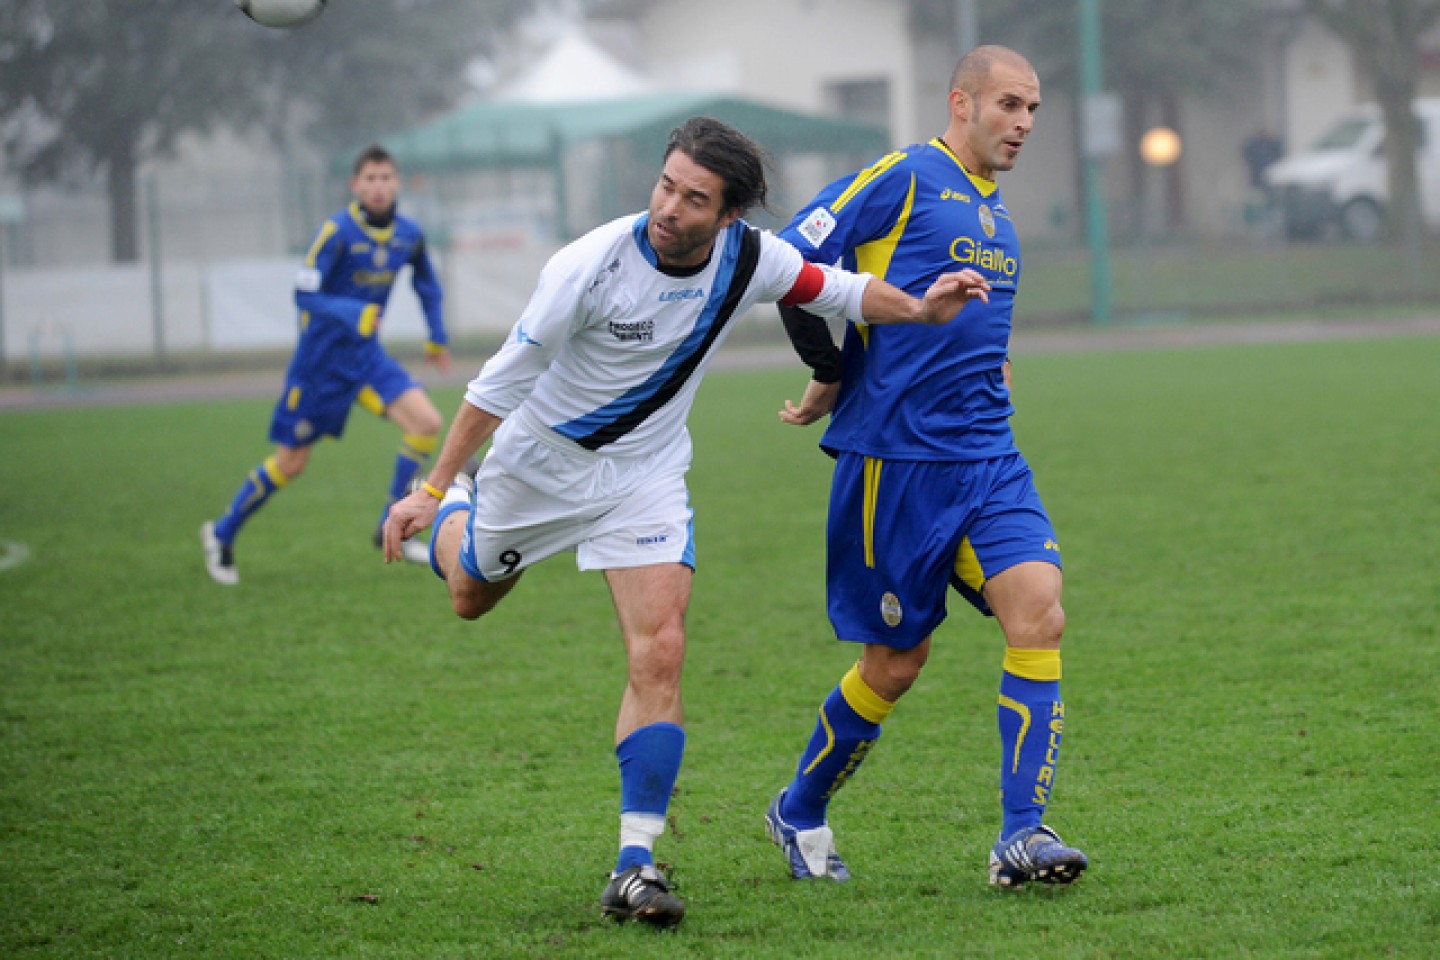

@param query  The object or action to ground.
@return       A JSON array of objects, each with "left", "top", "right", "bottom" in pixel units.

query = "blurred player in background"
[
  {"left": 381, "top": 117, "right": 990, "bottom": 928},
  {"left": 764, "top": 45, "right": 1089, "bottom": 890},
  {"left": 200, "top": 144, "right": 450, "bottom": 585}
]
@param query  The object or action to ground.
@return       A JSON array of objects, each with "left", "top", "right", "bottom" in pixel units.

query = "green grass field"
[{"left": 3, "top": 335, "right": 1438, "bottom": 958}]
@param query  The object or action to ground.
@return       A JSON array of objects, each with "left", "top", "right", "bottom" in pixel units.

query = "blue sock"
[
  {"left": 615, "top": 722, "right": 685, "bottom": 873},
  {"left": 377, "top": 433, "right": 434, "bottom": 530},
  {"left": 213, "top": 457, "right": 287, "bottom": 544},
  {"left": 997, "top": 648, "right": 1064, "bottom": 840},
  {"left": 781, "top": 664, "right": 892, "bottom": 829}
]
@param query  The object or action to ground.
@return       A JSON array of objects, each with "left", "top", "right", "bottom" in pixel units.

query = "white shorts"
[{"left": 458, "top": 411, "right": 696, "bottom": 581}]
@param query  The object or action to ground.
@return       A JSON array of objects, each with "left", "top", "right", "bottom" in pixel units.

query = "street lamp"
[{"left": 1140, "top": 126, "right": 1182, "bottom": 167}]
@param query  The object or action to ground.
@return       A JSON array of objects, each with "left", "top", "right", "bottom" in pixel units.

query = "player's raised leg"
[{"left": 426, "top": 465, "right": 523, "bottom": 620}]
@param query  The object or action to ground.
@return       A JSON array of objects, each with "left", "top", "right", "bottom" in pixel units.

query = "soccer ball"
[{"left": 235, "top": 0, "right": 327, "bottom": 29}]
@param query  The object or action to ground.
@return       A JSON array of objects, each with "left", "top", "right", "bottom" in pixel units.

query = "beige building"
[{"left": 584, "top": 0, "right": 1440, "bottom": 243}]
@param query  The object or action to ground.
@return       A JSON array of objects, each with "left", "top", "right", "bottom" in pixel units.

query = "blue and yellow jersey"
[
  {"left": 780, "top": 138, "right": 1020, "bottom": 461},
  {"left": 290, "top": 201, "right": 445, "bottom": 381}
]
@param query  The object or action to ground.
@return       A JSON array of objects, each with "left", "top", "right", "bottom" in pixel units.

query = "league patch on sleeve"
[{"left": 797, "top": 207, "right": 837, "bottom": 249}]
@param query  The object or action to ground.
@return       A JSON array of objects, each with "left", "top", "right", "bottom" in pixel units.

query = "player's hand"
[
  {"left": 424, "top": 345, "right": 453, "bottom": 376},
  {"left": 780, "top": 378, "right": 840, "bottom": 426},
  {"left": 918, "top": 269, "right": 990, "bottom": 323},
  {"left": 382, "top": 489, "right": 439, "bottom": 564}
]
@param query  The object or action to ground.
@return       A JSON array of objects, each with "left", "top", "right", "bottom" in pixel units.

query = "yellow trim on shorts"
[
  {"left": 357, "top": 386, "right": 386, "bottom": 416},
  {"left": 357, "top": 304, "right": 381, "bottom": 338},
  {"left": 953, "top": 536, "right": 985, "bottom": 593},
  {"left": 862, "top": 456, "right": 882, "bottom": 569}
]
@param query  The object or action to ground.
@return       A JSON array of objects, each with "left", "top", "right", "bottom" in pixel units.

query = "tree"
[
  {"left": 0, "top": 0, "right": 527, "bottom": 263},
  {"left": 916, "top": 0, "right": 1272, "bottom": 237},
  {"left": 1305, "top": 0, "right": 1440, "bottom": 244}
]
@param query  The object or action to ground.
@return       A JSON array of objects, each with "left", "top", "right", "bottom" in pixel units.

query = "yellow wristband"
[{"left": 421, "top": 481, "right": 445, "bottom": 501}]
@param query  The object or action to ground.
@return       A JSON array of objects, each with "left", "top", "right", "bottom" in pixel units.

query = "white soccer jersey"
[{"left": 465, "top": 213, "right": 869, "bottom": 457}]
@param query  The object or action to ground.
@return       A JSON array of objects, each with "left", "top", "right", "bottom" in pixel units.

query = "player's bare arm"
[
  {"left": 382, "top": 401, "right": 503, "bottom": 563},
  {"left": 423, "top": 344, "right": 453, "bottom": 376},
  {"left": 779, "top": 378, "right": 841, "bottom": 426},
  {"left": 860, "top": 268, "right": 990, "bottom": 325}
]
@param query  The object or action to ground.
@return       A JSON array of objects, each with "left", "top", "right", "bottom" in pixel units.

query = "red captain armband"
[{"left": 779, "top": 261, "right": 826, "bottom": 307}]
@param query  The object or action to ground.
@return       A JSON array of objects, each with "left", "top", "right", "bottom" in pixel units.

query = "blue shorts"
[
  {"left": 825, "top": 451, "right": 1061, "bottom": 649},
  {"left": 268, "top": 352, "right": 418, "bottom": 447}
]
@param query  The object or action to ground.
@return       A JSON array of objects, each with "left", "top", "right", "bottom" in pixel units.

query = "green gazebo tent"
[{"left": 349, "top": 92, "right": 889, "bottom": 239}]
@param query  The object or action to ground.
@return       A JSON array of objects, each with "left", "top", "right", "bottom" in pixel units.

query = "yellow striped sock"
[
  {"left": 1003, "top": 647, "right": 1062, "bottom": 682},
  {"left": 840, "top": 663, "right": 895, "bottom": 724}
]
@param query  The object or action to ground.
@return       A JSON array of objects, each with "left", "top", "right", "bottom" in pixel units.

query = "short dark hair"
[
  {"left": 352, "top": 144, "right": 397, "bottom": 176},
  {"left": 663, "top": 117, "right": 771, "bottom": 216}
]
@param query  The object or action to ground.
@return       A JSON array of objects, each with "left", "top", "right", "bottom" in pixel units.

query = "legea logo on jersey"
[
  {"left": 658, "top": 288, "right": 705, "bottom": 302},
  {"left": 940, "top": 188, "right": 972, "bottom": 203},
  {"left": 949, "top": 236, "right": 1017, "bottom": 277}
]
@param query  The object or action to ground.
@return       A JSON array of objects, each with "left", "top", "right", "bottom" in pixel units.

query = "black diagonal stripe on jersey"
[{"left": 569, "top": 225, "right": 762, "bottom": 451}]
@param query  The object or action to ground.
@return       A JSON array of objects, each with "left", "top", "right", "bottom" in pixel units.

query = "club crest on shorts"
[{"left": 880, "top": 591, "right": 903, "bottom": 627}]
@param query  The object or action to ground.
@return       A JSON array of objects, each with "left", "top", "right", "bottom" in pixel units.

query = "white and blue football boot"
[
  {"left": 988, "top": 824, "right": 1087, "bottom": 888},
  {"left": 765, "top": 788, "right": 850, "bottom": 881}
]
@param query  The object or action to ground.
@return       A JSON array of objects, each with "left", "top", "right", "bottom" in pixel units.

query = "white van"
[{"left": 1263, "top": 98, "right": 1440, "bottom": 241}]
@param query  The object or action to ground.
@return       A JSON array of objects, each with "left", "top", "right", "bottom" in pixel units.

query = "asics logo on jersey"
[
  {"left": 658, "top": 288, "right": 705, "bottom": 302},
  {"left": 609, "top": 320, "right": 655, "bottom": 342},
  {"left": 949, "top": 236, "right": 1018, "bottom": 278}
]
